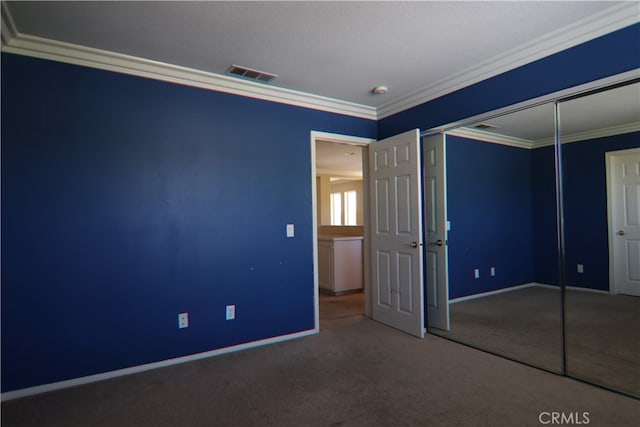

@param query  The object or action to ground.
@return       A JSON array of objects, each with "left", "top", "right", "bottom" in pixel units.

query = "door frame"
[
  {"left": 606, "top": 147, "right": 640, "bottom": 295},
  {"left": 310, "top": 131, "right": 375, "bottom": 332}
]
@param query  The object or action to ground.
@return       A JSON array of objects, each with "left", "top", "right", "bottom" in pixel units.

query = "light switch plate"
[{"left": 286, "top": 224, "right": 295, "bottom": 237}]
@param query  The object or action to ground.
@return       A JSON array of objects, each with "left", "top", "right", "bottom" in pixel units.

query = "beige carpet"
[
  {"left": 434, "top": 286, "right": 639, "bottom": 397},
  {"left": 565, "top": 290, "right": 639, "bottom": 396},
  {"left": 435, "top": 287, "right": 564, "bottom": 373},
  {"left": 2, "top": 293, "right": 639, "bottom": 427}
]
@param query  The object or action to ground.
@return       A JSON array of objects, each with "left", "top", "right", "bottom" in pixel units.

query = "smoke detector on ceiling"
[
  {"left": 372, "top": 85, "right": 389, "bottom": 95},
  {"left": 226, "top": 64, "right": 278, "bottom": 83}
]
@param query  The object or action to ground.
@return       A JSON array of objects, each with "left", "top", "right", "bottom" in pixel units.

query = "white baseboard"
[
  {"left": 534, "top": 282, "right": 610, "bottom": 294},
  {"left": 566, "top": 285, "right": 610, "bottom": 294},
  {"left": 1, "top": 328, "right": 317, "bottom": 401},
  {"left": 450, "top": 282, "right": 610, "bottom": 304},
  {"left": 449, "top": 283, "right": 538, "bottom": 304},
  {"left": 530, "top": 282, "right": 560, "bottom": 291}
]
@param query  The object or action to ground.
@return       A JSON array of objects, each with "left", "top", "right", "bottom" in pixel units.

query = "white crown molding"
[
  {"left": 446, "top": 128, "right": 534, "bottom": 149},
  {"left": 378, "top": 2, "right": 640, "bottom": 119},
  {"left": 533, "top": 122, "right": 640, "bottom": 148},
  {"left": 1, "top": 1, "right": 16, "bottom": 46},
  {"left": 447, "top": 121, "right": 640, "bottom": 151},
  {"left": 0, "top": 32, "right": 377, "bottom": 120},
  {"left": 423, "top": 69, "right": 640, "bottom": 136}
]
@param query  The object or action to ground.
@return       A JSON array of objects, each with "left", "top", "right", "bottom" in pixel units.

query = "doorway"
[
  {"left": 312, "top": 129, "right": 428, "bottom": 338},
  {"left": 310, "top": 131, "right": 374, "bottom": 331},
  {"left": 606, "top": 147, "right": 640, "bottom": 296}
]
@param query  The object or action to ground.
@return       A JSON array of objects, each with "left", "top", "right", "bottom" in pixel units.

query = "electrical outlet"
[
  {"left": 226, "top": 305, "right": 236, "bottom": 320},
  {"left": 577, "top": 264, "right": 584, "bottom": 273},
  {"left": 286, "top": 224, "right": 295, "bottom": 238},
  {"left": 474, "top": 269, "right": 480, "bottom": 279},
  {"left": 490, "top": 267, "right": 496, "bottom": 277},
  {"left": 178, "top": 312, "right": 189, "bottom": 329}
]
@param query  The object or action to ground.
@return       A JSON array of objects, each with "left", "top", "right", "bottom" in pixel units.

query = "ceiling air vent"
[
  {"left": 474, "top": 123, "right": 500, "bottom": 130},
  {"left": 226, "top": 64, "right": 277, "bottom": 84}
]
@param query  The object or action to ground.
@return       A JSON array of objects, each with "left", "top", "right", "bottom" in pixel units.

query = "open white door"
[
  {"left": 423, "top": 134, "right": 450, "bottom": 331},
  {"left": 608, "top": 148, "right": 640, "bottom": 296},
  {"left": 369, "top": 129, "right": 424, "bottom": 338}
]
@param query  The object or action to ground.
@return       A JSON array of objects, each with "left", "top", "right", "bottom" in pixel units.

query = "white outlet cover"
[
  {"left": 286, "top": 224, "right": 295, "bottom": 238},
  {"left": 226, "top": 305, "right": 236, "bottom": 320},
  {"left": 178, "top": 312, "right": 189, "bottom": 328},
  {"left": 474, "top": 269, "right": 480, "bottom": 279}
]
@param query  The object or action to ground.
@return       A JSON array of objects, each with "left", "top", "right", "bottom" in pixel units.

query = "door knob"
[
  {"left": 409, "top": 241, "right": 423, "bottom": 248},
  {"left": 617, "top": 230, "right": 625, "bottom": 236},
  {"left": 435, "top": 240, "right": 443, "bottom": 247}
]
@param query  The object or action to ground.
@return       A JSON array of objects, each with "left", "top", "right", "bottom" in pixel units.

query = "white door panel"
[
  {"left": 377, "top": 250, "right": 392, "bottom": 307},
  {"left": 369, "top": 129, "right": 424, "bottom": 338},
  {"left": 609, "top": 148, "right": 640, "bottom": 296},
  {"left": 424, "top": 134, "right": 450, "bottom": 331}
]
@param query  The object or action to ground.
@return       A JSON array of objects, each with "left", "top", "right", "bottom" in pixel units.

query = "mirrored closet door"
[
  {"left": 428, "top": 102, "right": 564, "bottom": 374},
  {"left": 559, "top": 80, "right": 640, "bottom": 397},
  {"left": 426, "top": 78, "right": 640, "bottom": 397}
]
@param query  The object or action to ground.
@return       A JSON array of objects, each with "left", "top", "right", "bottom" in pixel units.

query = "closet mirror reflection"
[
  {"left": 429, "top": 102, "right": 564, "bottom": 373},
  {"left": 559, "top": 81, "right": 640, "bottom": 397}
]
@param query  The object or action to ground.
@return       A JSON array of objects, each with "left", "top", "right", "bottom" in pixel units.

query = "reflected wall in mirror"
[
  {"left": 428, "top": 102, "right": 564, "bottom": 373},
  {"left": 559, "top": 81, "right": 640, "bottom": 397}
]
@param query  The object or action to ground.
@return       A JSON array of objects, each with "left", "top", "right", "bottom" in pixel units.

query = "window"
[
  {"left": 330, "top": 190, "right": 357, "bottom": 226},
  {"left": 344, "top": 190, "right": 357, "bottom": 225},
  {"left": 330, "top": 192, "right": 342, "bottom": 225}
]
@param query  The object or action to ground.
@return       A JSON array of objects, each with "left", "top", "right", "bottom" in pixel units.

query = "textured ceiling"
[{"left": 316, "top": 140, "right": 364, "bottom": 178}]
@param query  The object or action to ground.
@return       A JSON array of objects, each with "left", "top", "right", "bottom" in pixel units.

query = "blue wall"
[
  {"left": 561, "top": 132, "right": 640, "bottom": 290},
  {"left": 531, "top": 145, "right": 560, "bottom": 286},
  {"left": 531, "top": 133, "right": 640, "bottom": 290},
  {"left": 446, "top": 131, "right": 640, "bottom": 299},
  {"left": 446, "top": 136, "right": 534, "bottom": 299},
  {"left": 1, "top": 53, "right": 376, "bottom": 392},
  {"left": 379, "top": 23, "right": 640, "bottom": 139},
  {"left": 2, "top": 22, "right": 639, "bottom": 394}
]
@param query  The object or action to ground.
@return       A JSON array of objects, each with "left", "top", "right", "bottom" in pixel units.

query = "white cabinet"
[{"left": 318, "top": 236, "right": 363, "bottom": 295}]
